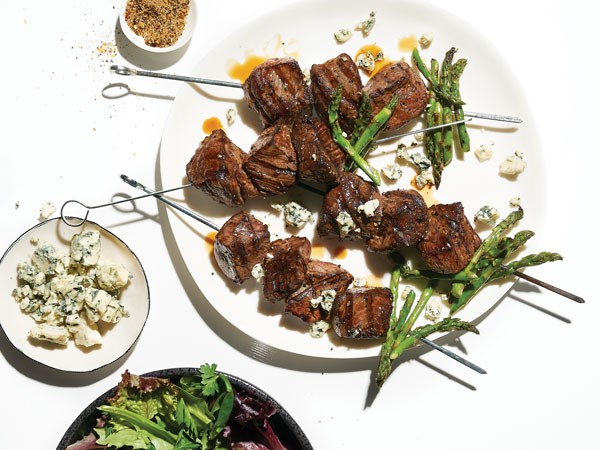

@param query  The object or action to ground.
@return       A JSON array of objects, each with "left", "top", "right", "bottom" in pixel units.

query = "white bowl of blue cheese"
[{"left": 0, "top": 218, "right": 150, "bottom": 372}]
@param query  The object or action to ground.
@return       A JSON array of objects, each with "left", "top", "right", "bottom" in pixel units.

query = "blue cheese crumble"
[
  {"left": 424, "top": 298, "right": 442, "bottom": 322},
  {"left": 38, "top": 202, "right": 56, "bottom": 221},
  {"left": 474, "top": 205, "right": 500, "bottom": 227},
  {"left": 499, "top": 151, "right": 527, "bottom": 175},
  {"left": 357, "top": 199, "right": 379, "bottom": 217},
  {"left": 397, "top": 146, "right": 434, "bottom": 188},
  {"left": 251, "top": 263, "right": 264, "bottom": 282},
  {"left": 336, "top": 210, "right": 359, "bottom": 238},
  {"left": 334, "top": 28, "right": 352, "bottom": 43},
  {"left": 12, "top": 232, "right": 131, "bottom": 347},
  {"left": 70, "top": 230, "right": 101, "bottom": 266},
  {"left": 272, "top": 201, "right": 314, "bottom": 228},
  {"left": 310, "top": 289, "right": 336, "bottom": 311},
  {"left": 309, "top": 320, "right": 331, "bottom": 338},
  {"left": 382, "top": 163, "right": 403, "bottom": 180},
  {"left": 355, "top": 11, "right": 376, "bottom": 36},
  {"left": 475, "top": 143, "right": 494, "bottom": 162}
]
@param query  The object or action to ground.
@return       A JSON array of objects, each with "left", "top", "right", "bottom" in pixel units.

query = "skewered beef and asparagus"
[
  {"left": 316, "top": 172, "right": 480, "bottom": 273},
  {"left": 187, "top": 53, "right": 430, "bottom": 206},
  {"left": 213, "top": 211, "right": 392, "bottom": 338}
]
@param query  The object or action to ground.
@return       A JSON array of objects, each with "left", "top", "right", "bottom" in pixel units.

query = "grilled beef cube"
[
  {"left": 292, "top": 116, "right": 346, "bottom": 185},
  {"left": 332, "top": 287, "right": 393, "bottom": 339},
  {"left": 316, "top": 173, "right": 382, "bottom": 241},
  {"left": 262, "top": 237, "right": 311, "bottom": 303},
  {"left": 242, "top": 57, "right": 313, "bottom": 128},
  {"left": 243, "top": 123, "right": 297, "bottom": 197},
  {"left": 214, "top": 211, "right": 271, "bottom": 284},
  {"left": 364, "top": 61, "right": 428, "bottom": 131},
  {"left": 186, "top": 129, "right": 258, "bottom": 207},
  {"left": 417, "top": 202, "right": 482, "bottom": 274},
  {"left": 285, "top": 260, "right": 354, "bottom": 323},
  {"left": 310, "top": 53, "right": 363, "bottom": 134},
  {"left": 366, "top": 189, "right": 429, "bottom": 253}
]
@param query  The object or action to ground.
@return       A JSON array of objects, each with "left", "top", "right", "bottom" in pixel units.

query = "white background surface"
[{"left": 0, "top": 1, "right": 598, "bottom": 449}]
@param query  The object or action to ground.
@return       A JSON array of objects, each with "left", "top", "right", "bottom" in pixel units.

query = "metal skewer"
[
  {"left": 60, "top": 184, "right": 192, "bottom": 227},
  {"left": 121, "top": 174, "right": 487, "bottom": 375},
  {"left": 499, "top": 264, "right": 585, "bottom": 303},
  {"left": 110, "top": 64, "right": 522, "bottom": 124},
  {"left": 118, "top": 173, "right": 585, "bottom": 306}
]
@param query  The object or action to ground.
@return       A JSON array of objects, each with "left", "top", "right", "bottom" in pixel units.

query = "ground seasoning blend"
[{"left": 124, "top": 0, "right": 190, "bottom": 48}]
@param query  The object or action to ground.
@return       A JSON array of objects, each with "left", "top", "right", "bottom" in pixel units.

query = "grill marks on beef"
[
  {"left": 317, "top": 174, "right": 479, "bottom": 272},
  {"left": 243, "top": 123, "right": 297, "bottom": 197},
  {"left": 317, "top": 173, "right": 430, "bottom": 253},
  {"left": 292, "top": 116, "right": 346, "bottom": 185},
  {"left": 364, "top": 61, "right": 429, "bottom": 131},
  {"left": 317, "top": 173, "right": 380, "bottom": 241},
  {"left": 285, "top": 260, "right": 354, "bottom": 324},
  {"left": 366, "top": 189, "right": 429, "bottom": 253},
  {"left": 188, "top": 55, "right": 431, "bottom": 206},
  {"left": 213, "top": 211, "right": 271, "bottom": 284},
  {"left": 417, "top": 202, "right": 482, "bottom": 274},
  {"left": 310, "top": 53, "right": 364, "bottom": 135},
  {"left": 332, "top": 287, "right": 393, "bottom": 338},
  {"left": 262, "top": 237, "right": 312, "bottom": 303},
  {"left": 242, "top": 57, "right": 313, "bottom": 128},
  {"left": 186, "top": 129, "right": 258, "bottom": 207}
]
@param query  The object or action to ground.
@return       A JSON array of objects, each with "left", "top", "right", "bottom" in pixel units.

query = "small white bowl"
[
  {"left": 119, "top": 0, "right": 196, "bottom": 53},
  {"left": 0, "top": 218, "right": 150, "bottom": 373}
]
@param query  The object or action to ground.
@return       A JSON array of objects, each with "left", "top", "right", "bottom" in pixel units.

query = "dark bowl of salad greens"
[{"left": 57, "top": 364, "right": 313, "bottom": 450}]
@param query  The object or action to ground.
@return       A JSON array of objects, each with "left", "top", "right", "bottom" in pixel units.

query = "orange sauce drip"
[
  {"left": 410, "top": 178, "right": 439, "bottom": 206},
  {"left": 311, "top": 244, "right": 326, "bottom": 259},
  {"left": 332, "top": 246, "right": 348, "bottom": 260},
  {"left": 202, "top": 117, "right": 223, "bottom": 134},
  {"left": 398, "top": 35, "right": 418, "bottom": 53},
  {"left": 204, "top": 231, "right": 217, "bottom": 253},
  {"left": 228, "top": 55, "right": 268, "bottom": 83},
  {"left": 365, "top": 274, "right": 383, "bottom": 287},
  {"left": 355, "top": 44, "right": 391, "bottom": 76}
]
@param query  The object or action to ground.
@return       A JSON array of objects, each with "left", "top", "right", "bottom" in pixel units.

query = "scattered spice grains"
[{"left": 124, "top": 0, "right": 190, "bottom": 48}]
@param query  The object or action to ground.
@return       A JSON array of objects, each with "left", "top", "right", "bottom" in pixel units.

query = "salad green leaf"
[{"left": 66, "top": 364, "right": 287, "bottom": 450}]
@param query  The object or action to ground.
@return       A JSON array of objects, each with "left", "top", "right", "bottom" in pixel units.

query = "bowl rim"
[
  {"left": 55, "top": 367, "right": 314, "bottom": 449},
  {"left": 119, "top": 0, "right": 197, "bottom": 53},
  {"left": 0, "top": 217, "right": 151, "bottom": 373}
]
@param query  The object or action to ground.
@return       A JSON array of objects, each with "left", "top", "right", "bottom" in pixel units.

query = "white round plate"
[
  {"left": 0, "top": 218, "right": 150, "bottom": 372},
  {"left": 159, "top": 0, "right": 544, "bottom": 358}
]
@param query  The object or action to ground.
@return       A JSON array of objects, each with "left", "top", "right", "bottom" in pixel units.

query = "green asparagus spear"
[
  {"left": 490, "top": 252, "right": 563, "bottom": 281},
  {"left": 328, "top": 86, "right": 382, "bottom": 185},
  {"left": 390, "top": 317, "right": 479, "bottom": 358},
  {"left": 349, "top": 92, "right": 373, "bottom": 146},
  {"left": 451, "top": 59, "right": 470, "bottom": 152},
  {"left": 412, "top": 48, "right": 465, "bottom": 106},
  {"left": 441, "top": 106, "right": 454, "bottom": 166}
]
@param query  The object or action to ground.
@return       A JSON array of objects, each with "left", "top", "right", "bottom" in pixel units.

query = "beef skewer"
[
  {"left": 314, "top": 173, "right": 585, "bottom": 303},
  {"left": 121, "top": 169, "right": 583, "bottom": 305},
  {"left": 121, "top": 174, "right": 487, "bottom": 374},
  {"left": 110, "top": 64, "right": 521, "bottom": 123}
]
